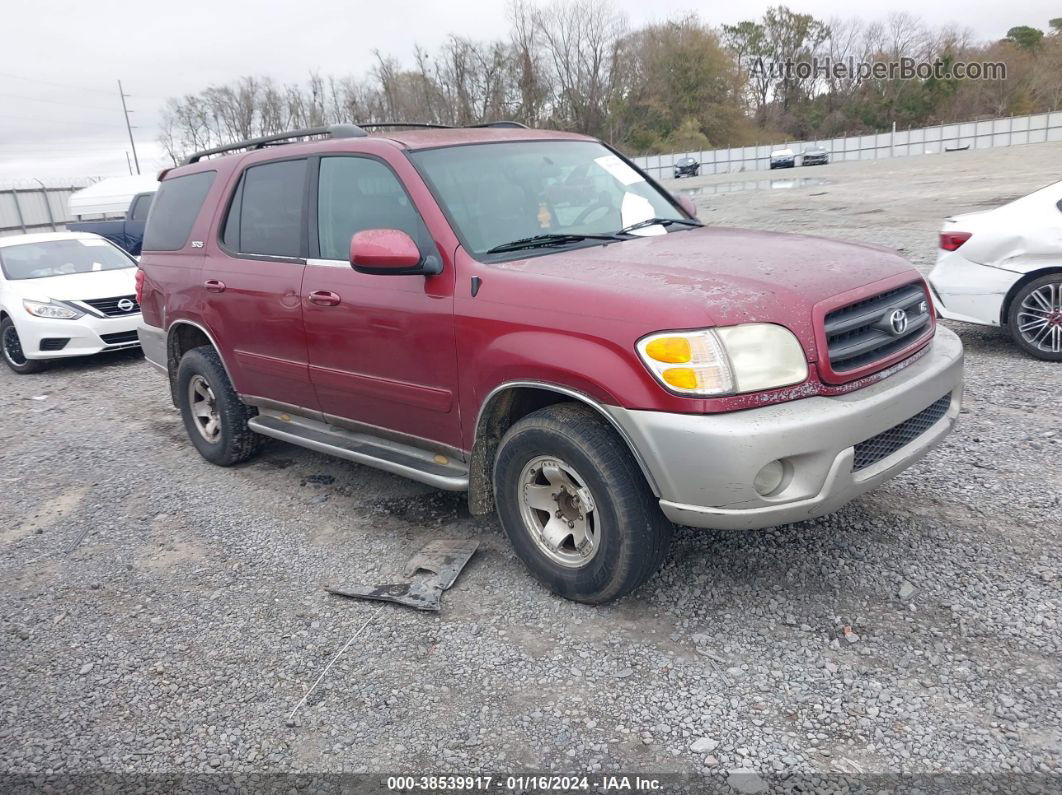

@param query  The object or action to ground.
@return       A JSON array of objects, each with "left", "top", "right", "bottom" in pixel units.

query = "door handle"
[
  {"left": 204, "top": 279, "right": 226, "bottom": 293},
  {"left": 308, "top": 290, "right": 342, "bottom": 307}
]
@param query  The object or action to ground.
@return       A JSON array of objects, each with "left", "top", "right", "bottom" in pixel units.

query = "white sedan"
[
  {"left": 928, "top": 180, "right": 1062, "bottom": 360},
  {"left": 0, "top": 232, "right": 141, "bottom": 374}
]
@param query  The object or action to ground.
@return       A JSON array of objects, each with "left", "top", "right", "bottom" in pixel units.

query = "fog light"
[{"left": 754, "top": 460, "right": 786, "bottom": 496}]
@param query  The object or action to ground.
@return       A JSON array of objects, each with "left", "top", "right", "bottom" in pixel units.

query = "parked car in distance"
[
  {"left": 802, "top": 146, "right": 829, "bottom": 166},
  {"left": 673, "top": 156, "right": 700, "bottom": 178},
  {"left": 66, "top": 179, "right": 155, "bottom": 254},
  {"left": 929, "top": 180, "right": 1062, "bottom": 360},
  {"left": 0, "top": 232, "right": 141, "bottom": 374},
  {"left": 137, "top": 123, "right": 963, "bottom": 604},
  {"left": 770, "top": 148, "right": 796, "bottom": 169}
]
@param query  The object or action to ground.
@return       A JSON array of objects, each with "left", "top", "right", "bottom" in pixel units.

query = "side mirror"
[
  {"left": 676, "top": 195, "right": 698, "bottom": 218},
  {"left": 350, "top": 229, "right": 438, "bottom": 275}
]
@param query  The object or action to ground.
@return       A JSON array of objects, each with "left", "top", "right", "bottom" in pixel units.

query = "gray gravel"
[{"left": 1, "top": 142, "right": 1060, "bottom": 782}]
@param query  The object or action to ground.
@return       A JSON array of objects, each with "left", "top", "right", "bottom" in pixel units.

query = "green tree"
[
  {"left": 1006, "top": 25, "right": 1045, "bottom": 49},
  {"left": 618, "top": 15, "right": 743, "bottom": 151}
]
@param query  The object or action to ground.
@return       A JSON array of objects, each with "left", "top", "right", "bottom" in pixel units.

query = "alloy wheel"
[
  {"left": 188, "top": 374, "right": 222, "bottom": 443},
  {"left": 517, "top": 455, "right": 600, "bottom": 568},
  {"left": 1017, "top": 282, "right": 1062, "bottom": 354}
]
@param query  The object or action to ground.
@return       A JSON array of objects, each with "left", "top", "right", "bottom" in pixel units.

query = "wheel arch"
[
  {"left": 466, "top": 381, "right": 661, "bottom": 516},
  {"left": 1000, "top": 266, "right": 1062, "bottom": 326},
  {"left": 165, "top": 320, "right": 236, "bottom": 405}
]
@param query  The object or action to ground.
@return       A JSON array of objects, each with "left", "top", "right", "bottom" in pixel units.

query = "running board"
[{"left": 248, "top": 411, "right": 469, "bottom": 491}]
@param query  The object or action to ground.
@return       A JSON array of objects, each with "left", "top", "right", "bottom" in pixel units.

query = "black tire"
[
  {"left": 1006, "top": 274, "right": 1062, "bottom": 361},
  {"left": 1, "top": 317, "right": 48, "bottom": 374},
  {"left": 493, "top": 402, "right": 672, "bottom": 604},
  {"left": 176, "top": 346, "right": 262, "bottom": 465}
]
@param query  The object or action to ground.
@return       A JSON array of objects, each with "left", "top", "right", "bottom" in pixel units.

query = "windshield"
[
  {"left": 409, "top": 141, "right": 685, "bottom": 257},
  {"left": 0, "top": 238, "right": 134, "bottom": 281}
]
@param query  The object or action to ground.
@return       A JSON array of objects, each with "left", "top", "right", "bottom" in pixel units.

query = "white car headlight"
[
  {"left": 23, "top": 299, "right": 83, "bottom": 320},
  {"left": 637, "top": 324, "right": 808, "bottom": 396}
]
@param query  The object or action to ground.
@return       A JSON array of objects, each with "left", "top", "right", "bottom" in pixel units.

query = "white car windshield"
[
  {"left": 0, "top": 238, "right": 134, "bottom": 281},
  {"left": 409, "top": 141, "right": 685, "bottom": 257}
]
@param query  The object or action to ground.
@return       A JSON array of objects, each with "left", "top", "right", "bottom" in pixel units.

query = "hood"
[
  {"left": 492, "top": 226, "right": 919, "bottom": 358},
  {"left": 4, "top": 267, "right": 137, "bottom": 302}
]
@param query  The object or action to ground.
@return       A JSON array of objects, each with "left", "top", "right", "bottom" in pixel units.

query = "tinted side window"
[
  {"left": 143, "top": 171, "right": 215, "bottom": 251},
  {"left": 130, "top": 194, "right": 153, "bottom": 222},
  {"left": 317, "top": 157, "right": 428, "bottom": 260},
  {"left": 226, "top": 159, "right": 306, "bottom": 258}
]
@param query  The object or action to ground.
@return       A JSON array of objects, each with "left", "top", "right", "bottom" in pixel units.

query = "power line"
[
  {"left": 0, "top": 114, "right": 127, "bottom": 129},
  {"left": 0, "top": 70, "right": 167, "bottom": 100},
  {"left": 0, "top": 91, "right": 118, "bottom": 113},
  {"left": 0, "top": 143, "right": 132, "bottom": 150}
]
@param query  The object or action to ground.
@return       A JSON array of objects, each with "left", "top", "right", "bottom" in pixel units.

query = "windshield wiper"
[
  {"left": 618, "top": 217, "right": 703, "bottom": 235},
  {"left": 485, "top": 232, "right": 624, "bottom": 255}
]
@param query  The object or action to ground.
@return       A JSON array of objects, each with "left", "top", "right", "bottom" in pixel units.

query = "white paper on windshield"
[
  {"left": 80, "top": 239, "right": 110, "bottom": 246},
  {"left": 594, "top": 155, "right": 643, "bottom": 186},
  {"left": 621, "top": 193, "right": 666, "bottom": 235}
]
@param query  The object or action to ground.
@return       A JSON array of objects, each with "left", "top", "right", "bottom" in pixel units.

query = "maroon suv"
[{"left": 137, "top": 123, "right": 964, "bottom": 604}]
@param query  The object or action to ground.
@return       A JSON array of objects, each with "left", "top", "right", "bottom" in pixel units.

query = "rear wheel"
[
  {"left": 493, "top": 403, "right": 672, "bottom": 604},
  {"left": 1, "top": 317, "right": 47, "bottom": 374},
  {"left": 176, "top": 346, "right": 262, "bottom": 465},
  {"left": 1007, "top": 274, "right": 1062, "bottom": 361}
]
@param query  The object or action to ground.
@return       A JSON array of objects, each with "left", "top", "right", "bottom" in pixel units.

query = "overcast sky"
[{"left": 1, "top": 0, "right": 1056, "bottom": 184}]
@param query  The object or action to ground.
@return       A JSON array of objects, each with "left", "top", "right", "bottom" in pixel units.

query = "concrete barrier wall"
[{"left": 633, "top": 111, "right": 1062, "bottom": 179}]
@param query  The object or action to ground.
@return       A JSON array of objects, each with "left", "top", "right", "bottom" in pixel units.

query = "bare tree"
[{"left": 533, "top": 0, "right": 627, "bottom": 137}]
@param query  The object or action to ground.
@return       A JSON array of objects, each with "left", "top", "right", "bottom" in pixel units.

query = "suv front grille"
[
  {"left": 824, "top": 283, "right": 931, "bottom": 373},
  {"left": 852, "top": 395, "right": 951, "bottom": 471},
  {"left": 82, "top": 295, "right": 140, "bottom": 317}
]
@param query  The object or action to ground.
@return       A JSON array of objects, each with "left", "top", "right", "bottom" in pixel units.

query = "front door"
[
  {"left": 302, "top": 154, "right": 461, "bottom": 450},
  {"left": 200, "top": 157, "right": 318, "bottom": 411}
]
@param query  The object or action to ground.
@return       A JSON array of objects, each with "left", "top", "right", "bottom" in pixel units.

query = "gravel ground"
[{"left": 1, "top": 143, "right": 1060, "bottom": 787}]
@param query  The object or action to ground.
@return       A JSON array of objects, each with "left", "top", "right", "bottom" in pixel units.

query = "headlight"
[
  {"left": 23, "top": 299, "right": 83, "bottom": 320},
  {"left": 637, "top": 324, "right": 808, "bottom": 396}
]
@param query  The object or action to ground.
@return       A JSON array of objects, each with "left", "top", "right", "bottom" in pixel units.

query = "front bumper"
[
  {"left": 605, "top": 326, "right": 964, "bottom": 530},
  {"left": 928, "top": 251, "right": 1019, "bottom": 327},
  {"left": 14, "top": 311, "right": 141, "bottom": 360}
]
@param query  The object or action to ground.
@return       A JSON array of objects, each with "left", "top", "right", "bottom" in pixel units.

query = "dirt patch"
[{"left": 2, "top": 485, "right": 89, "bottom": 545}]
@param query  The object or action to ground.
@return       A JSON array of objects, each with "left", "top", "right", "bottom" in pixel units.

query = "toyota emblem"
[
  {"left": 117, "top": 298, "right": 136, "bottom": 313},
  {"left": 889, "top": 308, "right": 909, "bottom": 335}
]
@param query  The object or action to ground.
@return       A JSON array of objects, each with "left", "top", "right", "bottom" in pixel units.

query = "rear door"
[
  {"left": 302, "top": 154, "right": 461, "bottom": 449},
  {"left": 200, "top": 157, "right": 318, "bottom": 411}
]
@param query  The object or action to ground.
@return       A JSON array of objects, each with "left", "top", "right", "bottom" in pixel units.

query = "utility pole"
[
  {"left": 118, "top": 80, "right": 140, "bottom": 174},
  {"left": 125, "top": 151, "right": 133, "bottom": 175}
]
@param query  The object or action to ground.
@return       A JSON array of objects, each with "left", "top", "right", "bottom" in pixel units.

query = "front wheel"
[
  {"left": 1, "top": 317, "right": 47, "bottom": 374},
  {"left": 176, "top": 346, "right": 263, "bottom": 465},
  {"left": 1007, "top": 274, "right": 1062, "bottom": 361},
  {"left": 493, "top": 403, "right": 672, "bottom": 604}
]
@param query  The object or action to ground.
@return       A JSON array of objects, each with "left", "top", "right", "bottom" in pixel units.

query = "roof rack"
[
  {"left": 358, "top": 121, "right": 530, "bottom": 130},
  {"left": 183, "top": 124, "right": 367, "bottom": 164},
  {"left": 357, "top": 122, "right": 453, "bottom": 130},
  {"left": 182, "top": 120, "right": 532, "bottom": 164},
  {"left": 472, "top": 121, "right": 529, "bottom": 129}
]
